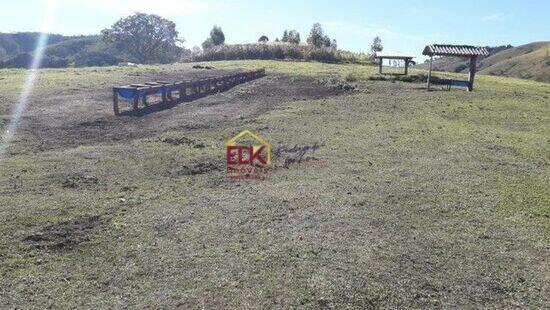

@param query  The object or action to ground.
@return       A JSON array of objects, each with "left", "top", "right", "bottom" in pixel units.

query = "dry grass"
[{"left": 0, "top": 60, "right": 549, "bottom": 308}]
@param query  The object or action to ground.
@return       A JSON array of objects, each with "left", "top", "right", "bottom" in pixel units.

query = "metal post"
[{"left": 379, "top": 58, "right": 383, "bottom": 74}]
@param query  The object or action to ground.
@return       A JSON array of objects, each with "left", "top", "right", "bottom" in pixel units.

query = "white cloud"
[{"left": 67, "top": 0, "right": 209, "bottom": 16}]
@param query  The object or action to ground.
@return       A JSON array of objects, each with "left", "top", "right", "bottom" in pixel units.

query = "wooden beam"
[
  {"left": 113, "top": 89, "right": 119, "bottom": 115},
  {"left": 404, "top": 59, "right": 409, "bottom": 75},
  {"left": 132, "top": 93, "right": 139, "bottom": 111},
  {"left": 161, "top": 90, "right": 167, "bottom": 104},
  {"left": 468, "top": 56, "right": 477, "bottom": 91},
  {"left": 379, "top": 57, "right": 383, "bottom": 74},
  {"left": 427, "top": 55, "right": 433, "bottom": 90}
]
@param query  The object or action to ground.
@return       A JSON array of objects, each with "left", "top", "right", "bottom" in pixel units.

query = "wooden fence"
[{"left": 112, "top": 68, "right": 266, "bottom": 115}]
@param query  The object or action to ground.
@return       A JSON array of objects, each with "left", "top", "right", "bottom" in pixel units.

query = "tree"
[
  {"left": 258, "top": 35, "right": 269, "bottom": 43},
  {"left": 209, "top": 25, "right": 225, "bottom": 45},
  {"left": 371, "top": 36, "right": 383, "bottom": 53},
  {"left": 307, "top": 23, "right": 331, "bottom": 48},
  {"left": 101, "top": 13, "right": 183, "bottom": 64},
  {"left": 282, "top": 30, "right": 289, "bottom": 42},
  {"left": 330, "top": 39, "right": 337, "bottom": 50},
  {"left": 202, "top": 38, "right": 214, "bottom": 50},
  {"left": 284, "top": 30, "right": 300, "bottom": 44}
]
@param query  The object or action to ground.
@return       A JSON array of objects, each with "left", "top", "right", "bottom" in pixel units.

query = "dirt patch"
[
  {"left": 59, "top": 173, "right": 99, "bottom": 189},
  {"left": 22, "top": 215, "right": 103, "bottom": 251},
  {"left": 158, "top": 136, "right": 205, "bottom": 148},
  {"left": 7, "top": 73, "right": 345, "bottom": 156},
  {"left": 317, "top": 77, "right": 357, "bottom": 91},
  {"left": 192, "top": 64, "right": 215, "bottom": 69},
  {"left": 167, "top": 162, "right": 221, "bottom": 177},
  {"left": 368, "top": 73, "right": 430, "bottom": 83}
]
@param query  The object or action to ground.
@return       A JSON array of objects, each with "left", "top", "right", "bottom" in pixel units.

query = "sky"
[{"left": 1, "top": 0, "right": 549, "bottom": 61}]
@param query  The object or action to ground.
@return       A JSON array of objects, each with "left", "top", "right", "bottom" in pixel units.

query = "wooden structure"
[
  {"left": 374, "top": 53, "right": 415, "bottom": 75},
  {"left": 422, "top": 44, "right": 488, "bottom": 91},
  {"left": 112, "top": 69, "right": 266, "bottom": 115}
]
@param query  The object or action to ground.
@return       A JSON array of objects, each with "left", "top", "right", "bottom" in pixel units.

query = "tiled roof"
[
  {"left": 374, "top": 52, "right": 415, "bottom": 59},
  {"left": 422, "top": 44, "right": 489, "bottom": 57}
]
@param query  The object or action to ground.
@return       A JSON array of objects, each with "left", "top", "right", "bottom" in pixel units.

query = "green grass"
[{"left": 0, "top": 60, "right": 549, "bottom": 308}]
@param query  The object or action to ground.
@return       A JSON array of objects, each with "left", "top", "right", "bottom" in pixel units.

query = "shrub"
[
  {"left": 345, "top": 72, "right": 358, "bottom": 82},
  {"left": 305, "top": 47, "right": 339, "bottom": 63},
  {"left": 0, "top": 53, "right": 32, "bottom": 68},
  {"left": 454, "top": 64, "right": 468, "bottom": 72},
  {"left": 74, "top": 50, "right": 121, "bottom": 67},
  {"left": 195, "top": 43, "right": 306, "bottom": 61},
  {"left": 192, "top": 42, "right": 372, "bottom": 65},
  {"left": 42, "top": 55, "right": 69, "bottom": 68}
]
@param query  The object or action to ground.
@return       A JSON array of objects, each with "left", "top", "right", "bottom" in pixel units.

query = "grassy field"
[{"left": 0, "top": 60, "right": 549, "bottom": 308}]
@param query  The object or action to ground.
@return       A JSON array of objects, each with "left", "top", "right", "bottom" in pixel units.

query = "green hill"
[
  {"left": 0, "top": 32, "right": 126, "bottom": 68},
  {"left": 0, "top": 32, "right": 68, "bottom": 60},
  {"left": 417, "top": 42, "right": 550, "bottom": 82}
]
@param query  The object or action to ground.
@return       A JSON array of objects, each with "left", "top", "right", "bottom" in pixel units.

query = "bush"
[
  {"left": 42, "top": 55, "right": 69, "bottom": 68},
  {"left": 345, "top": 72, "right": 358, "bottom": 82},
  {"left": 305, "top": 47, "right": 339, "bottom": 63},
  {"left": 193, "top": 43, "right": 371, "bottom": 64},
  {"left": 74, "top": 50, "right": 121, "bottom": 67},
  {"left": 454, "top": 64, "right": 468, "bottom": 72},
  {"left": 196, "top": 43, "right": 305, "bottom": 61},
  {"left": 0, "top": 53, "right": 32, "bottom": 68},
  {"left": 338, "top": 50, "right": 372, "bottom": 64}
]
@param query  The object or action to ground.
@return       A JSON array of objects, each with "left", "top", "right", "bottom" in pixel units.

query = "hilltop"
[
  {"left": 0, "top": 60, "right": 549, "bottom": 308},
  {"left": 417, "top": 42, "right": 550, "bottom": 82}
]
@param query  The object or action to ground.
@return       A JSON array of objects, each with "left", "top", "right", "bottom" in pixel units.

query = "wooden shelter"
[
  {"left": 422, "top": 44, "right": 489, "bottom": 91},
  {"left": 374, "top": 53, "right": 415, "bottom": 75}
]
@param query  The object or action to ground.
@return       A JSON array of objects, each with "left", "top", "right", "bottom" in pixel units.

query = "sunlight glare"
[{"left": 0, "top": 0, "right": 57, "bottom": 158}]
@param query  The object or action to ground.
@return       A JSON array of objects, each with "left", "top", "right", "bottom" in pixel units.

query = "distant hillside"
[
  {"left": 0, "top": 32, "right": 127, "bottom": 68},
  {"left": 0, "top": 32, "right": 67, "bottom": 60},
  {"left": 417, "top": 42, "right": 550, "bottom": 82}
]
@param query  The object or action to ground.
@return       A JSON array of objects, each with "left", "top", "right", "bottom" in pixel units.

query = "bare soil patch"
[
  {"left": 8, "top": 71, "right": 344, "bottom": 155},
  {"left": 23, "top": 215, "right": 103, "bottom": 251}
]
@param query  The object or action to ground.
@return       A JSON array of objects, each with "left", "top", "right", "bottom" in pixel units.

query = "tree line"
[{"left": 0, "top": 13, "right": 384, "bottom": 68}]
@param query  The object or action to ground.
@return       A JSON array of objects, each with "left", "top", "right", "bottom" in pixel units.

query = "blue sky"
[{"left": 1, "top": 0, "right": 549, "bottom": 60}]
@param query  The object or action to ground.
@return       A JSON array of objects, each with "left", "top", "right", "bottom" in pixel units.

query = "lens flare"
[{"left": 0, "top": 0, "right": 56, "bottom": 158}]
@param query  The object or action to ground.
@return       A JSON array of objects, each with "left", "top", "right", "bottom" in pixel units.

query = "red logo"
[{"left": 225, "top": 130, "right": 271, "bottom": 180}]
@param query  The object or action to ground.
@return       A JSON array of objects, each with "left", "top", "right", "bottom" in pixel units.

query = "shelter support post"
[
  {"left": 404, "top": 59, "right": 409, "bottom": 75},
  {"left": 468, "top": 56, "right": 477, "bottom": 91},
  {"left": 379, "top": 58, "right": 383, "bottom": 74},
  {"left": 427, "top": 56, "right": 433, "bottom": 90}
]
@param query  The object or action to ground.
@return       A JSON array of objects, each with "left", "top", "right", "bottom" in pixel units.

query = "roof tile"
[{"left": 423, "top": 44, "right": 489, "bottom": 56}]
